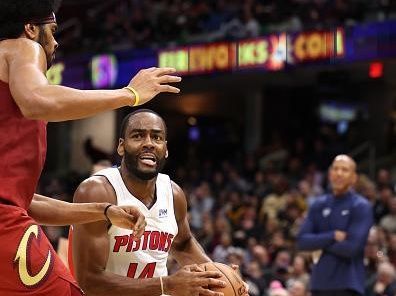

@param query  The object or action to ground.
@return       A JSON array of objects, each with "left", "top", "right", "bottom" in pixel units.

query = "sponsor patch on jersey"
[{"left": 159, "top": 208, "right": 168, "bottom": 218}]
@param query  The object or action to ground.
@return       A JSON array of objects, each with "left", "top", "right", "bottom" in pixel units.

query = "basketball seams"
[{"left": 211, "top": 263, "right": 238, "bottom": 296}]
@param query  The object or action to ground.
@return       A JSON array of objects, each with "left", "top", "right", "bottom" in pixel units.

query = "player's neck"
[{"left": 119, "top": 165, "right": 156, "bottom": 204}]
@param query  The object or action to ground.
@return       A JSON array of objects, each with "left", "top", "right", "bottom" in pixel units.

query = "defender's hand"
[
  {"left": 128, "top": 67, "right": 181, "bottom": 106},
  {"left": 106, "top": 205, "right": 146, "bottom": 240}
]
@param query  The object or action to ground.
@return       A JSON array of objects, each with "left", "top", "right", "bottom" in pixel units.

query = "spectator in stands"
[
  {"left": 369, "top": 262, "right": 396, "bottom": 296},
  {"left": 386, "top": 233, "right": 396, "bottom": 268},
  {"left": 212, "top": 232, "right": 233, "bottom": 264},
  {"left": 288, "top": 279, "right": 309, "bottom": 296},
  {"left": 271, "top": 249, "right": 292, "bottom": 286},
  {"left": 380, "top": 198, "right": 396, "bottom": 233},
  {"left": 268, "top": 280, "right": 289, "bottom": 296},
  {"left": 287, "top": 254, "right": 310, "bottom": 288},
  {"left": 377, "top": 169, "right": 394, "bottom": 190},
  {"left": 364, "top": 227, "right": 386, "bottom": 294},
  {"left": 189, "top": 181, "right": 214, "bottom": 231},
  {"left": 374, "top": 187, "right": 393, "bottom": 223},
  {"left": 244, "top": 260, "right": 268, "bottom": 296},
  {"left": 57, "top": 0, "right": 396, "bottom": 56}
]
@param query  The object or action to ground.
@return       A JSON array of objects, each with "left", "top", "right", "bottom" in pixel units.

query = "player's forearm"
[
  {"left": 20, "top": 85, "right": 133, "bottom": 122},
  {"left": 29, "top": 194, "right": 109, "bottom": 226},
  {"left": 79, "top": 272, "right": 163, "bottom": 296},
  {"left": 172, "top": 236, "right": 211, "bottom": 266}
]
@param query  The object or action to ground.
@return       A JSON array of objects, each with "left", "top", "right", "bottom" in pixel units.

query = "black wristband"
[{"left": 104, "top": 204, "right": 113, "bottom": 224}]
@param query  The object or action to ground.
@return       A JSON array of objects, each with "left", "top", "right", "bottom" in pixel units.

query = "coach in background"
[{"left": 297, "top": 155, "right": 373, "bottom": 296}]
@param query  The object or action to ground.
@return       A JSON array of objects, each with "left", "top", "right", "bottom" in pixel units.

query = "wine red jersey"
[{"left": 0, "top": 80, "right": 47, "bottom": 209}]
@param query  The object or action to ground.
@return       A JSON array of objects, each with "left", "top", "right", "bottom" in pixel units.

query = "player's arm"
[
  {"left": 170, "top": 181, "right": 212, "bottom": 266},
  {"left": 73, "top": 177, "right": 224, "bottom": 296},
  {"left": 324, "top": 201, "right": 373, "bottom": 258},
  {"left": 8, "top": 39, "right": 181, "bottom": 122},
  {"left": 28, "top": 193, "right": 145, "bottom": 232},
  {"left": 297, "top": 203, "right": 335, "bottom": 251}
]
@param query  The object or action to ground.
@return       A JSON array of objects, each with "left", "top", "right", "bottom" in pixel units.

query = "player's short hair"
[
  {"left": 120, "top": 109, "right": 167, "bottom": 139},
  {"left": 0, "top": 0, "right": 59, "bottom": 39}
]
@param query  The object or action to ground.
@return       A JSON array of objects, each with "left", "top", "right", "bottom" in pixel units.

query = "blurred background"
[{"left": 42, "top": 1, "right": 396, "bottom": 295}]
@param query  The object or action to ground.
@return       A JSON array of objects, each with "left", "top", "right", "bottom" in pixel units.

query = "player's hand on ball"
[
  {"left": 106, "top": 205, "right": 146, "bottom": 240},
  {"left": 182, "top": 263, "right": 205, "bottom": 272},
  {"left": 128, "top": 67, "right": 181, "bottom": 105},
  {"left": 164, "top": 264, "right": 226, "bottom": 296}
]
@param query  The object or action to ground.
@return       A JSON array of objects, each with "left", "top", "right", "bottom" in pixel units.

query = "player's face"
[
  {"left": 36, "top": 23, "right": 58, "bottom": 69},
  {"left": 119, "top": 113, "right": 168, "bottom": 180},
  {"left": 328, "top": 158, "right": 357, "bottom": 195}
]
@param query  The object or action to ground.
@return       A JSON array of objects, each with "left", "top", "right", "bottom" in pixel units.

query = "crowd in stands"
[
  {"left": 57, "top": 0, "right": 396, "bottom": 56},
  {"left": 38, "top": 135, "right": 396, "bottom": 296}
]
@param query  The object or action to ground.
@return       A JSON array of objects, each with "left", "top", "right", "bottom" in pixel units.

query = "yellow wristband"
[
  {"left": 159, "top": 276, "right": 164, "bottom": 295},
  {"left": 123, "top": 86, "right": 140, "bottom": 107}
]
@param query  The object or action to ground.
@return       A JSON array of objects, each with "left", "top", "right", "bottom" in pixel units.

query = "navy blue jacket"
[{"left": 297, "top": 191, "right": 373, "bottom": 295}]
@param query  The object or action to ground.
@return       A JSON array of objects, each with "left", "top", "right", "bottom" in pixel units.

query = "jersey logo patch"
[
  {"left": 322, "top": 208, "right": 331, "bottom": 217},
  {"left": 14, "top": 224, "right": 53, "bottom": 288},
  {"left": 159, "top": 209, "right": 168, "bottom": 218},
  {"left": 341, "top": 210, "right": 349, "bottom": 216}
]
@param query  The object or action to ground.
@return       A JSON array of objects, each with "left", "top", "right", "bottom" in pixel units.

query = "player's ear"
[
  {"left": 165, "top": 149, "right": 169, "bottom": 159},
  {"left": 24, "top": 23, "right": 39, "bottom": 40},
  {"left": 117, "top": 138, "right": 125, "bottom": 156}
]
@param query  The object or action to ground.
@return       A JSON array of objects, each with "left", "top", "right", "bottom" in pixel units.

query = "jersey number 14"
[{"left": 127, "top": 262, "right": 157, "bottom": 278}]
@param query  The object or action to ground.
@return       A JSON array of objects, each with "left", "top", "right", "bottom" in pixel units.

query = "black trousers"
[{"left": 312, "top": 290, "right": 361, "bottom": 296}]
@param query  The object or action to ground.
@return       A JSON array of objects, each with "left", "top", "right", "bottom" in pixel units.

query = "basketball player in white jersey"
[{"left": 71, "top": 109, "right": 245, "bottom": 296}]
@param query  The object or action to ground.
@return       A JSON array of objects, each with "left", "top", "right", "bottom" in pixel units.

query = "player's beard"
[{"left": 124, "top": 149, "right": 166, "bottom": 181}]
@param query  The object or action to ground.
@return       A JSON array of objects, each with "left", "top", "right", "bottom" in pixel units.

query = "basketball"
[{"left": 200, "top": 262, "right": 246, "bottom": 296}]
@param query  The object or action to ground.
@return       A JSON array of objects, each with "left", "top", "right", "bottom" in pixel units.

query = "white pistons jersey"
[{"left": 95, "top": 168, "right": 178, "bottom": 279}]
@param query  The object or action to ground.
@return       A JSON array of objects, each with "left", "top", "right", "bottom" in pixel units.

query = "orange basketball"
[{"left": 200, "top": 262, "right": 246, "bottom": 296}]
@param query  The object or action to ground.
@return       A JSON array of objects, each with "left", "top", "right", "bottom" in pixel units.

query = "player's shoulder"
[
  {"left": 169, "top": 179, "right": 187, "bottom": 221},
  {"left": 12, "top": 38, "right": 40, "bottom": 47},
  {"left": 3, "top": 38, "right": 46, "bottom": 72},
  {"left": 157, "top": 172, "right": 171, "bottom": 183},
  {"left": 170, "top": 179, "right": 186, "bottom": 206},
  {"left": 170, "top": 179, "right": 184, "bottom": 198},
  {"left": 74, "top": 175, "right": 116, "bottom": 204},
  {"left": 3, "top": 38, "right": 43, "bottom": 56},
  {"left": 156, "top": 173, "right": 176, "bottom": 192}
]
